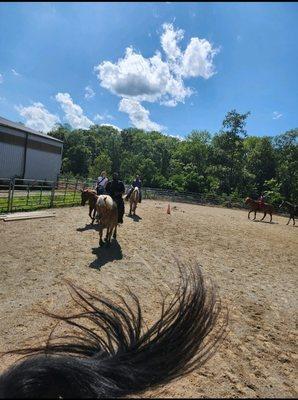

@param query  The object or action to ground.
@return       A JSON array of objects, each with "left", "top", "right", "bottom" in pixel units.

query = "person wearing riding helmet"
[
  {"left": 125, "top": 174, "right": 142, "bottom": 203},
  {"left": 105, "top": 172, "right": 125, "bottom": 224},
  {"left": 257, "top": 193, "right": 265, "bottom": 210},
  {"left": 95, "top": 171, "right": 108, "bottom": 195}
]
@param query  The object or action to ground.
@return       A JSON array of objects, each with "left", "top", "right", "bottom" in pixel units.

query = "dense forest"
[{"left": 49, "top": 110, "right": 298, "bottom": 206}]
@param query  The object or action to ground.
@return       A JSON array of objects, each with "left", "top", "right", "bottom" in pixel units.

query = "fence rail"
[
  {"left": 0, "top": 177, "right": 251, "bottom": 214},
  {"left": 0, "top": 176, "right": 290, "bottom": 217}
]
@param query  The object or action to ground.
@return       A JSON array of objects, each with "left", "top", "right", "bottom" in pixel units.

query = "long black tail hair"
[{"left": 0, "top": 264, "right": 228, "bottom": 398}]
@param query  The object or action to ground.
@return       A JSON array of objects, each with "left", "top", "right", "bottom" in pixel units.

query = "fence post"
[
  {"left": 73, "top": 179, "right": 78, "bottom": 204},
  {"left": 63, "top": 178, "right": 69, "bottom": 203},
  {"left": 7, "top": 179, "right": 12, "bottom": 213},
  {"left": 9, "top": 177, "right": 15, "bottom": 213},
  {"left": 39, "top": 181, "right": 43, "bottom": 205},
  {"left": 50, "top": 181, "right": 55, "bottom": 208},
  {"left": 26, "top": 183, "right": 30, "bottom": 206}
]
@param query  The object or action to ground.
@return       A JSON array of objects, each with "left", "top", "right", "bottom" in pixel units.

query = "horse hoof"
[{"left": 99, "top": 240, "right": 104, "bottom": 247}]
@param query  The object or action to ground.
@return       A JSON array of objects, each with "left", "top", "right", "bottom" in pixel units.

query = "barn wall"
[
  {"left": 0, "top": 127, "right": 25, "bottom": 178},
  {"left": 0, "top": 125, "right": 63, "bottom": 180},
  {"left": 25, "top": 147, "right": 62, "bottom": 181},
  {"left": 0, "top": 141, "right": 24, "bottom": 178}
]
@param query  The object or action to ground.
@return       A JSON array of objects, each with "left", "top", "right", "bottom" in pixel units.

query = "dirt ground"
[{"left": 0, "top": 200, "right": 297, "bottom": 398}]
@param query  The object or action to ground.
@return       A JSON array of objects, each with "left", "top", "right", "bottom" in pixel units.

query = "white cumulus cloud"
[
  {"left": 99, "top": 123, "right": 122, "bottom": 132},
  {"left": 273, "top": 111, "right": 282, "bottom": 120},
  {"left": 119, "top": 98, "right": 163, "bottom": 131},
  {"left": 84, "top": 85, "right": 95, "bottom": 100},
  {"left": 55, "top": 92, "right": 93, "bottom": 129},
  {"left": 181, "top": 37, "right": 218, "bottom": 79},
  {"left": 160, "top": 22, "right": 183, "bottom": 62},
  {"left": 94, "top": 22, "right": 218, "bottom": 131},
  {"left": 16, "top": 102, "right": 60, "bottom": 133}
]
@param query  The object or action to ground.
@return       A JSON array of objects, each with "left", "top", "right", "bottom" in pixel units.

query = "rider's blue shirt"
[{"left": 132, "top": 179, "right": 142, "bottom": 189}]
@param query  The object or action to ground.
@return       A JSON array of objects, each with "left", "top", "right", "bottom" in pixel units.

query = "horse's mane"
[
  {"left": 82, "top": 188, "right": 97, "bottom": 197},
  {"left": 0, "top": 264, "right": 228, "bottom": 398}
]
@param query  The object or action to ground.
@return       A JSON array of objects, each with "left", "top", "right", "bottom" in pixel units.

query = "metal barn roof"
[{"left": 0, "top": 116, "right": 63, "bottom": 143}]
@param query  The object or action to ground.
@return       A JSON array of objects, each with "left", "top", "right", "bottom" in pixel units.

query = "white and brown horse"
[
  {"left": 96, "top": 195, "right": 118, "bottom": 246},
  {"left": 129, "top": 187, "right": 140, "bottom": 216}
]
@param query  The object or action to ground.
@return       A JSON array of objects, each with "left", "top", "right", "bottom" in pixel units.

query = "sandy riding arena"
[{"left": 0, "top": 200, "right": 297, "bottom": 398}]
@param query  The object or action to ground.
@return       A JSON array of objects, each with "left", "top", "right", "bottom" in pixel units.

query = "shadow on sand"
[
  {"left": 76, "top": 223, "right": 99, "bottom": 232},
  {"left": 126, "top": 213, "right": 142, "bottom": 222},
  {"left": 252, "top": 220, "right": 278, "bottom": 224},
  {"left": 89, "top": 240, "right": 123, "bottom": 270}
]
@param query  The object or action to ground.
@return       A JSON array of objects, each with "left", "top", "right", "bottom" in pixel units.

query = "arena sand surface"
[{"left": 0, "top": 200, "right": 297, "bottom": 398}]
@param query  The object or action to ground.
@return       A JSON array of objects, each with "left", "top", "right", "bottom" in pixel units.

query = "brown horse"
[
  {"left": 81, "top": 189, "right": 98, "bottom": 224},
  {"left": 129, "top": 187, "right": 140, "bottom": 216},
  {"left": 279, "top": 200, "right": 297, "bottom": 226},
  {"left": 245, "top": 197, "right": 274, "bottom": 222},
  {"left": 96, "top": 194, "right": 118, "bottom": 246}
]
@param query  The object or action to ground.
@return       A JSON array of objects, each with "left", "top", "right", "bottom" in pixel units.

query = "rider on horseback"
[
  {"left": 258, "top": 193, "right": 265, "bottom": 210},
  {"left": 105, "top": 173, "right": 125, "bottom": 224},
  {"left": 125, "top": 174, "right": 142, "bottom": 203},
  {"left": 95, "top": 171, "right": 108, "bottom": 195}
]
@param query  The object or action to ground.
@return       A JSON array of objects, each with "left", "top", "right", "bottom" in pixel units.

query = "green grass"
[{"left": 0, "top": 191, "right": 82, "bottom": 213}]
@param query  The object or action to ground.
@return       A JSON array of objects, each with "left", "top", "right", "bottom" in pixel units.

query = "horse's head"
[
  {"left": 244, "top": 197, "right": 251, "bottom": 205},
  {"left": 81, "top": 189, "right": 89, "bottom": 206},
  {"left": 134, "top": 187, "right": 139, "bottom": 192}
]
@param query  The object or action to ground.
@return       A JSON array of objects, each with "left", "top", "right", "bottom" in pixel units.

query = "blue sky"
[{"left": 0, "top": 2, "right": 297, "bottom": 138}]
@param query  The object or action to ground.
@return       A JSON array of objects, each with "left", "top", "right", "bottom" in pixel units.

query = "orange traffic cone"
[{"left": 167, "top": 203, "right": 171, "bottom": 214}]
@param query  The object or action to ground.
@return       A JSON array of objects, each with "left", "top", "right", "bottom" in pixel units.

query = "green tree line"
[{"left": 49, "top": 110, "right": 298, "bottom": 206}]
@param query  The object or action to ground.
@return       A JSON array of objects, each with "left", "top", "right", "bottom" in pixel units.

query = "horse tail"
[{"left": 0, "top": 264, "right": 227, "bottom": 398}]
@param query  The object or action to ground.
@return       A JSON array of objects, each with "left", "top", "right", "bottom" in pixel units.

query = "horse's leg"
[
  {"left": 287, "top": 216, "right": 290, "bottom": 225},
  {"left": 129, "top": 202, "right": 132, "bottom": 216},
  {"left": 89, "top": 203, "right": 93, "bottom": 223},
  {"left": 91, "top": 206, "right": 96, "bottom": 225},
  {"left": 248, "top": 210, "right": 252, "bottom": 220},
  {"left": 105, "top": 227, "right": 109, "bottom": 242},
  {"left": 269, "top": 212, "right": 272, "bottom": 223},
  {"left": 253, "top": 210, "right": 257, "bottom": 220},
  {"left": 293, "top": 217, "right": 295, "bottom": 226},
  {"left": 113, "top": 225, "right": 117, "bottom": 239},
  {"left": 99, "top": 226, "right": 104, "bottom": 246},
  {"left": 261, "top": 211, "right": 266, "bottom": 221},
  {"left": 105, "top": 227, "right": 112, "bottom": 247}
]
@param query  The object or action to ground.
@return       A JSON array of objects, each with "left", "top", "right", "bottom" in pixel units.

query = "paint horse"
[
  {"left": 129, "top": 187, "right": 140, "bottom": 216},
  {"left": 95, "top": 194, "right": 118, "bottom": 246}
]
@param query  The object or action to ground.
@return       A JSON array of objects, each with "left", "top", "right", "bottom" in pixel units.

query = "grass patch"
[{"left": 0, "top": 192, "right": 82, "bottom": 213}]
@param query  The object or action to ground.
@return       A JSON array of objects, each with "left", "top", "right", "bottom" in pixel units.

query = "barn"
[{"left": 0, "top": 116, "right": 63, "bottom": 181}]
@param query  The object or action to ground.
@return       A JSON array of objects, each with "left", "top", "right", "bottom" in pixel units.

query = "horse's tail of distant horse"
[{"left": 0, "top": 264, "right": 227, "bottom": 398}]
